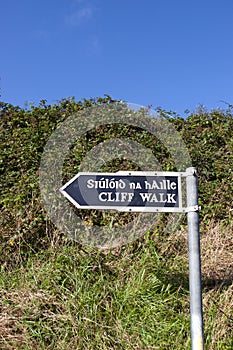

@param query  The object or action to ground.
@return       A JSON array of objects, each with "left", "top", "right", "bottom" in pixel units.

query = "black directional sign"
[{"left": 60, "top": 171, "right": 184, "bottom": 212}]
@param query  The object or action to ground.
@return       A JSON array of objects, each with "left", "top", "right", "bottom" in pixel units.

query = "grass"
[{"left": 0, "top": 221, "right": 232, "bottom": 349}]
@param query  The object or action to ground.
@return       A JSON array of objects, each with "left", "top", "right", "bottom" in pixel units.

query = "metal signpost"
[
  {"left": 186, "top": 168, "right": 204, "bottom": 350},
  {"left": 60, "top": 167, "right": 204, "bottom": 349}
]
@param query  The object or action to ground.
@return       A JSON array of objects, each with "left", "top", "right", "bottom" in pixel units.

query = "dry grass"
[
  {"left": 200, "top": 222, "right": 233, "bottom": 286},
  {"left": 201, "top": 222, "right": 233, "bottom": 348},
  {"left": 159, "top": 220, "right": 233, "bottom": 349},
  {"left": 0, "top": 288, "right": 78, "bottom": 350},
  {"left": 160, "top": 220, "right": 233, "bottom": 287},
  {"left": 0, "top": 289, "right": 39, "bottom": 349},
  {"left": 203, "top": 284, "right": 233, "bottom": 348}
]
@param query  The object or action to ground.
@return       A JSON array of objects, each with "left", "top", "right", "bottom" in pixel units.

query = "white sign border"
[{"left": 60, "top": 171, "right": 186, "bottom": 213}]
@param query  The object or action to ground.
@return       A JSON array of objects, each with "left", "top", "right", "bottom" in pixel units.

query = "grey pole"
[{"left": 186, "top": 167, "right": 204, "bottom": 349}]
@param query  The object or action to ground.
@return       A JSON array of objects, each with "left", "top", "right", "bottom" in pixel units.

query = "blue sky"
[{"left": 1, "top": 0, "right": 233, "bottom": 116}]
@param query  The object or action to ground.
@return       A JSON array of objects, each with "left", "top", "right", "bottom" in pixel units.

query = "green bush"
[{"left": 1, "top": 98, "right": 232, "bottom": 259}]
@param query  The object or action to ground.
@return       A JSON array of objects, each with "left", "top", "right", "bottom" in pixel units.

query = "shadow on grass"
[
  {"left": 202, "top": 277, "right": 232, "bottom": 291},
  {"left": 158, "top": 269, "right": 232, "bottom": 294}
]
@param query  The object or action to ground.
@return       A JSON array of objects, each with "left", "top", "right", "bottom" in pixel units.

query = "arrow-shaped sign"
[{"left": 60, "top": 171, "right": 184, "bottom": 212}]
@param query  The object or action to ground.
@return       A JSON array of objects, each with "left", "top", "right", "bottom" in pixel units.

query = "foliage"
[
  {"left": 171, "top": 108, "right": 233, "bottom": 223},
  {"left": 1, "top": 98, "right": 232, "bottom": 250}
]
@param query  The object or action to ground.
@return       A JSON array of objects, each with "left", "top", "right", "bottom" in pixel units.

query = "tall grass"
[{"left": 1, "top": 223, "right": 232, "bottom": 349}]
